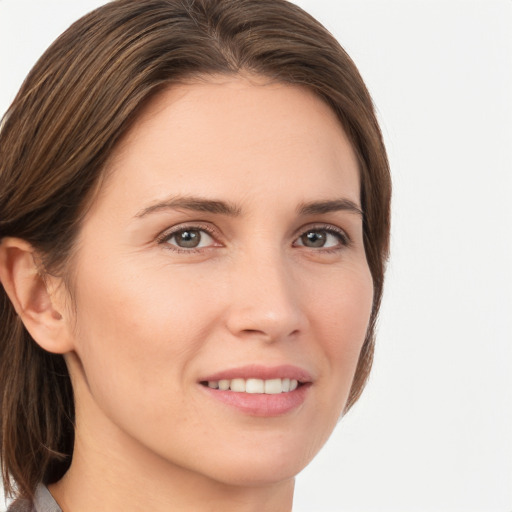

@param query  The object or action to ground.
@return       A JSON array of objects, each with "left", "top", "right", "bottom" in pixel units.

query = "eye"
[
  {"left": 162, "top": 228, "right": 215, "bottom": 250},
  {"left": 294, "top": 227, "right": 348, "bottom": 249}
]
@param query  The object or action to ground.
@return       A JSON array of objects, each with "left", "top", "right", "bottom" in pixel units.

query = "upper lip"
[{"left": 200, "top": 364, "right": 313, "bottom": 383}]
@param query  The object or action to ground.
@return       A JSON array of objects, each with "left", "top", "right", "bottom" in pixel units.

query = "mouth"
[
  {"left": 198, "top": 365, "right": 312, "bottom": 416},
  {"left": 200, "top": 377, "right": 302, "bottom": 394}
]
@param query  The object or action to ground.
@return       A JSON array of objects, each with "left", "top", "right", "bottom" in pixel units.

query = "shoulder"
[
  {"left": 7, "top": 484, "right": 62, "bottom": 512},
  {"left": 7, "top": 498, "right": 33, "bottom": 512}
]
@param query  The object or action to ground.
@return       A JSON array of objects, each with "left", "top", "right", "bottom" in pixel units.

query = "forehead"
[{"left": 95, "top": 75, "right": 361, "bottom": 215}]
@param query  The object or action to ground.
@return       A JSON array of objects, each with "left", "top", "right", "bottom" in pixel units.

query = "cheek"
[
  {"left": 306, "top": 263, "right": 374, "bottom": 402},
  {"left": 69, "top": 258, "right": 219, "bottom": 410},
  {"left": 308, "top": 262, "right": 373, "bottom": 350}
]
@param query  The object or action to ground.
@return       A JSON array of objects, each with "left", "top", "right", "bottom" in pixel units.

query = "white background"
[{"left": 1, "top": 1, "right": 511, "bottom": 511}]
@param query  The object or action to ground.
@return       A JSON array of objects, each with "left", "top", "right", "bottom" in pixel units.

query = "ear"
[{"left": 0, "top": 237, "right": 74, "bottom": 354}]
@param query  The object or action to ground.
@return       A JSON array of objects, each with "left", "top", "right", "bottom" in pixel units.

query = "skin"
[{"left": 2, "top": 75, "right": 374, "bottom": 511}]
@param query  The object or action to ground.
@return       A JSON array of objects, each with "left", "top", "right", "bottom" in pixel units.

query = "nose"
[{"left": 225, "top": 249, "right": 305, "bottom": 343}]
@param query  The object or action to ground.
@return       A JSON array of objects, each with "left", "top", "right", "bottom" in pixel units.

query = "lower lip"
[{"left": 201, "top": 384, "right": 310, "bottom": 417}]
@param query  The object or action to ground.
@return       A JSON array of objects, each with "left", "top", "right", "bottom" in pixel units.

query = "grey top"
[{"left": 7, "top": 485, "right": 62, "bottom": 512}]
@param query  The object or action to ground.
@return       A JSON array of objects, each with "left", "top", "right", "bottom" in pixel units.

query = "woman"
[{"left": 0, "top": 0, "right": 390, "bottom": 510}]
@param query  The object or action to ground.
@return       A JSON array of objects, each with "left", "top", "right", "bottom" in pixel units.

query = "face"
[{"left": 63, "top": 76, "right": 373, "bottom": 486}]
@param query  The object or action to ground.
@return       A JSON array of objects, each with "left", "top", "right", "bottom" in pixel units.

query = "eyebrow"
[
  {"left": 297, "top": 199, "right": 363, "bottom": 218},
  {"left": 135, "top": 195, "right": 363, "bottom": 219},
  {"left": 135, "top": 195, "right": 242, "bottom": 218}
]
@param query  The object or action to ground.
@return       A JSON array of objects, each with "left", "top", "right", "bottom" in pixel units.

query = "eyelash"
[
  {"left": 294, "top": 224, "right": 351, "bottom": 252},
  {"left": 156, "top": 223, "right": 351, "bottom": 253},
  {"left": 156, "top": 223, "right": 219, "bottom": 254}
]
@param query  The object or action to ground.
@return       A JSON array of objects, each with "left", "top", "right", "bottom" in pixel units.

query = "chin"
[{"left": 171, "top": 431, "right": 327, "bottom": 488}]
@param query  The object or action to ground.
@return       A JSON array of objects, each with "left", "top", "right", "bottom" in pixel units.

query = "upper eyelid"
[
  {"left": 155, "top": 221, "right": 351, "bottom": 247},
  {"left": 294, "top": 223, "right": 351, "bottom": 242},
  {"left": 156, "top": 222, "right": 220, "bottom": 243}
]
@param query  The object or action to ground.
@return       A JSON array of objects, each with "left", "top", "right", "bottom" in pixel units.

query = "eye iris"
[
  {"left": 175, "top": 230, "right": 201, "bottom": 248},
  {"left": 302, "top": 231, "right": 326, "bottom": 247}
]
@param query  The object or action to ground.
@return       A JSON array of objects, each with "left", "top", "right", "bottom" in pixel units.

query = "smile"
[
  {"left": 203, "top": 378, "right": 300, "bottom": 394},
  {"left": 199, "top": 365, "right": 312, "bottom": 416}
]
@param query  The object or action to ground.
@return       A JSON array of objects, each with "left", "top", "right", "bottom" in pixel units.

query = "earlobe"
[{"left": 0, "top": 237, "right": 73, "bottom": 354}]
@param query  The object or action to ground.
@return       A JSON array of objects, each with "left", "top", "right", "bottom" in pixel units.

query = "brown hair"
[{"left": 0, "top": 0, "right": 391, "bottom": 501}]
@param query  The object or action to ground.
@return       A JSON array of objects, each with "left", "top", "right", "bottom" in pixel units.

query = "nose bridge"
[{"left": 226, "top": 242, "right": 303, "bottom": 341}]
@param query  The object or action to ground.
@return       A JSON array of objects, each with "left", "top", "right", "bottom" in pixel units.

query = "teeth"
[
  {"left": 264, "top": 378, "right": 282, "bottom": 394},
  {"left": 230, "top": 378, "right": 246, "bottom": 392},
  {"left": 218, "top": 379, "right": 230, "bottom": 391},
  {"left": 206, "top": 378, "right": 300, "bottom": 394}
]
